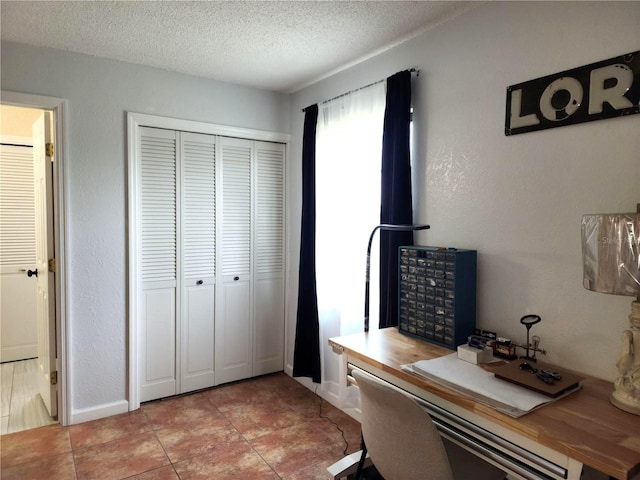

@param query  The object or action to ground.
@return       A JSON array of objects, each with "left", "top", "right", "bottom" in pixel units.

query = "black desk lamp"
[{"left": 364, "top": 224, "right": 431, "bottom": 332}]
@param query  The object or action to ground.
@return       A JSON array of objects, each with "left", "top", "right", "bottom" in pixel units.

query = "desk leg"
[{"left": 566, "top": 458, "right": 584, "bottom": 480}]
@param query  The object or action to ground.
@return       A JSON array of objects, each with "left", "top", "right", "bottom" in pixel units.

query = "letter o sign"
[{"left": 539, "top": 77, "right": 583, "bottom": 121}]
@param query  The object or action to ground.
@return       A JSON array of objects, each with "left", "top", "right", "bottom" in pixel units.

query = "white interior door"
[
  {"left": 179, "top": 132, "right": 216, "bottom": 393},
  {"left": 33, "top": 112, "right": 57, "bottom": 417},
  {"left": 0, "top": 141, "right": 39, "bottom": 362},
  {"left": 253, "top": 141, "right": 285, "bottom": 375},
  {"left": 215, "top": 137, "right": 253, "bottom": 384},
  {"left": 138, "top": 127, "right": 178, "bottom": 402}
]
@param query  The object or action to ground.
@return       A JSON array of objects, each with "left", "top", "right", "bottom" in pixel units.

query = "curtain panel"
[
  {"left": 315, "top": 83, "right": 386, "bottom": 388},
  {"left": 379, "top": 70, "right": 415, "bottom": 329},
  {"left": 293, "top": 104, "right": 321, "bottom": 383}
]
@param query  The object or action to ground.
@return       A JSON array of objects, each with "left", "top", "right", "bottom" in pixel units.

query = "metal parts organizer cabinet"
[{"left": 398, "top": 246, "right": 477, "bottom": 348}]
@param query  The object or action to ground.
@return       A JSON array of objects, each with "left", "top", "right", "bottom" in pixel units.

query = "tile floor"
[
  {"left": 0, "top": 372, "right": 362, "bottom": 479},
  {"left": 1, "top": 359, "right": 57, "bottom": 434}
]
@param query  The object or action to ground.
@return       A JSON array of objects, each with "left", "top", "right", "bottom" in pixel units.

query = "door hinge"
[
  {"left": 46, "top": 142, "right": 54, "bottom": 158},
  {"left": 50, "top": 371, "right": 58, "bottom": 386},
  {"left": 48, "top": 258, "right": 56, "bottom": 273}
]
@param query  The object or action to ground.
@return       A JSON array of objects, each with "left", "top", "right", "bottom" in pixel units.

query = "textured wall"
[
  {"left": 287, "top": 1, "right": 640, "bottom": 389},
  {"left": 1, "top": 41, "right": 290, "bottom": 417}
]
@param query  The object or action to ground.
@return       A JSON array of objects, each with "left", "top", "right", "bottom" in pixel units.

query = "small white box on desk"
[{"left": 457, "top": 344, "right": 494, "bottom": 364}]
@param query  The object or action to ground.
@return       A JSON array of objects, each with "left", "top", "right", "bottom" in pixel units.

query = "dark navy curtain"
[
  {"left": 293, "top": 104, "right": 321, "bottom": 383},
  {"left": 379, "top": 71, "right": 415, "bottom": 329}
]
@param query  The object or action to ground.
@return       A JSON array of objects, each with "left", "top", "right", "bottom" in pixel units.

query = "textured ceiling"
[{"left": 0, "top": 1, "right": 474, "bottom": 93}]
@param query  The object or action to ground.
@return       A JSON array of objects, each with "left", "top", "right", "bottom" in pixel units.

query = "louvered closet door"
[
  {"left": 215, "top": 136, "right": 253, "bottom": 384},
  {"left": 139, "top": 127, "right": 178, "bottom": 402},
  {"left": 180, "top": 132, "right": 216, "bottom": 393},
  {"left": 253, "top": 141, "right": 285, "bottom": 375},
  {"left": 0, "top": 144, "right": 38, "bottom": 362}
]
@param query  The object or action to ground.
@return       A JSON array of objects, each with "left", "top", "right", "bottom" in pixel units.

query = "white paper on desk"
[{"left": 402, "top": 353, "right": 559, "bottom": 417}]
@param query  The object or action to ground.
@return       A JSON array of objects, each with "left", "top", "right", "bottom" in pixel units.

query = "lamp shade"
[{"left": 581, "top": 213, "right": 640, "bottom": 296}]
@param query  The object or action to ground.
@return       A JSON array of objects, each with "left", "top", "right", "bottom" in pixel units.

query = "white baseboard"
[
  {"left": 285, "top": 363, "right": 294, "bottom": 377},
  {"left": 70, "top": 400, "right": 129, "bottom": 425},
  {"left": 283, "top": 364, "right": 361, "bottom": 421}
]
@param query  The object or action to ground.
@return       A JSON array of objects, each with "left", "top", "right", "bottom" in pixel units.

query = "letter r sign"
[{"left": 505, "top": 51, "right": 640, "bottom": 135}]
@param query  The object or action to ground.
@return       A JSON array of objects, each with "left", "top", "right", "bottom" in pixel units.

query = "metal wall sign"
[{"left": 505, "top": 51, "right": 640, "bottom": 136}]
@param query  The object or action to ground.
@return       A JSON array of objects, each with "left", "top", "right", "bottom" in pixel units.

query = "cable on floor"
[{"left": 315, "top": 384, "right": 349, "bottom": 456}]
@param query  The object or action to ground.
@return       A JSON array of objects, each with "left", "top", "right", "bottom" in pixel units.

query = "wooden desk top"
[{"left": 329, "top": 327, "right": 640, "bottom": 480}]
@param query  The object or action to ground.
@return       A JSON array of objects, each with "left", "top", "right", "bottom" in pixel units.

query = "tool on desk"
[
  {"left": 519, "top": 314, "right": 546, "bottom": 361},
  {"left": 494, "top": 360, "right": 581, "bottom": 397},
  {"left": 518, "top": 361, "right": 563, "bottom": 385}
]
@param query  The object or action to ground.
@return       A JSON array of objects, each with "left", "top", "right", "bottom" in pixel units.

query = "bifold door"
[
  {"left": 138, "top": 128, "right": 216, "bottom": 402},
  {"left": 133, "top": 123, "right": 285, "bottom": 403}
]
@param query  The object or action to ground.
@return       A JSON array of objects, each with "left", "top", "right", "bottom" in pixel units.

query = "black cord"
[{"left": 315, "top": 385, "right": 349, "bottom": 456}]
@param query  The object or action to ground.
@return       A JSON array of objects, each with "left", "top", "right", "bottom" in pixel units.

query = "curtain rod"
[{"left": 302, "top": 68, "right": 420, "bottom": 112}]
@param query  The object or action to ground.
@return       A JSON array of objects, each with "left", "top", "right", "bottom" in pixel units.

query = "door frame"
[
  {"left": 1, "top": 91, "right": 69, "bottom": 426},
  {"left": 127, "top": 112, "right": 290, "bottom": 410}
]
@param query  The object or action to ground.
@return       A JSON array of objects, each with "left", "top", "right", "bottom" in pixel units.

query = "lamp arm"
[{"left": 364, "top": 224, "right": 430, "bottom": 332}]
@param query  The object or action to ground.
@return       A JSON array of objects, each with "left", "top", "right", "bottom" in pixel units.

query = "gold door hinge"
[
  {"left": 48, "top": 258, "right": 56, "bottom": 273},
  {"left": 50, "top": 371, "right": 58, "bottom": 386},
  {"left": 45, "top": 142, "right": 54, "bottom": 158}
]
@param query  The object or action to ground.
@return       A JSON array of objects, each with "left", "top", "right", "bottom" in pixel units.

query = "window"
[{"left": 315, "top": 82, "right": 386, "bottom": 383}]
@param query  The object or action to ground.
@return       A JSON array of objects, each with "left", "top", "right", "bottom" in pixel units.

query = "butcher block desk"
[{"left": 328, "top": 328, "right": 640, "bottom": 480}]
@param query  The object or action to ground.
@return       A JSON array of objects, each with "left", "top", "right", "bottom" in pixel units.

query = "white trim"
[
  {"left": 128, "top": 112, "right": 290, "bottom": 143},
  {"left": 70, "top": 400, "right": 129, "bottom": 425},
  {"left": 1, "top": 90, "right": 70, "bottom": 426},
  {"left": 127, "top": 114, "right": 140, "bottom": 411}
]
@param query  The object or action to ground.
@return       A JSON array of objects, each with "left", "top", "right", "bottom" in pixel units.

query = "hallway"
[{"left": 0, "top": 358, "right": 57, "bottom": 434}]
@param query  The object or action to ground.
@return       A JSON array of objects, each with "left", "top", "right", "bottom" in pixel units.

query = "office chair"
[{"left": 331, "top": 369, "right": 506, "bottom": 480}]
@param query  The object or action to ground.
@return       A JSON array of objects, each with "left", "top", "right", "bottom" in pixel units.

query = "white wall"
[
  {"left": 287, "top": 1, "right": 640, "bottom": 390},
  {"left": 0, "top": 41, "right": 290, "bottom": 420}
]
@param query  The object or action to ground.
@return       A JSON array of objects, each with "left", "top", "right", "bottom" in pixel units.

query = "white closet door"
[
  {"left": 215, "top": 136, "right": 252, "bottom": 384},
  {"left": 0, "top": 143, "right": 38, "bottom": 362},
  {"left": 253, "top": 141, "right": 285, "bottom": 375},
  {"left": 179, "top": 132, "right": 216, "bottom": 393},
  {"left": 139, "top": 127, "right": 178, "bottom": 402}
]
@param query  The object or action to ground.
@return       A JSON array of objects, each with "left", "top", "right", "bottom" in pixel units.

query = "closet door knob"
[
  {"left": 234, "top": 276, "right": 239, "bottom": 281},
  {"left": 27, "top": 269, "right": 38, "bottom": 278},
  {"left": 196, "top": 280, "right": 203, "bottom": 285}
]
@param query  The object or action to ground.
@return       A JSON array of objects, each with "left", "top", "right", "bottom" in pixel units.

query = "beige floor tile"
[
  {"left": 1, "top": 362, "right": 15, "bottom": 416},
  {"left": 7, "top": 394, "right": 57, "bottom": 433},
  {"left": 1, "top": 414, "right": 9, "bottom": 435},
  {"left": 0, "top": 358, "right": 57, "bottom": 434},
  {"left": 11, "top": 358, "right": 39, "bottom": 398}
]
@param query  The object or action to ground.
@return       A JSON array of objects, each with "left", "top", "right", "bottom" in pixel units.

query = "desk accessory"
[
  {"left": 581, "top": 208, "right": 640, "bottom": 415},
  {"left": 457, "top": 344, "right": 494, "bottom": 364},
  {"left": 518, "top": 314, "right": 547, "bottom": 361},
  {"left": 491, "top": 360, "right": 584, "bottom": 398},
  {"left": 397, "top": 246, "right": 477, "bottom": 348}
]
